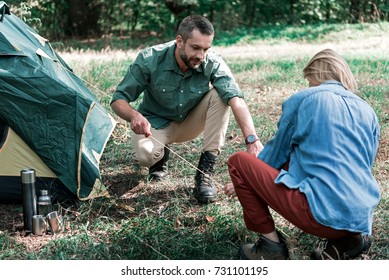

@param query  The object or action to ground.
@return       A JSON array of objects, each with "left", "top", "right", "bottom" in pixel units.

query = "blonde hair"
[{"left": 303, "top": 49, "right": 357, "bottom": 92}]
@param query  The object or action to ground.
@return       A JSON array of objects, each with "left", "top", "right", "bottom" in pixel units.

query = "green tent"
[{"left": 0, "top": 2, "right": 116, "bottom": 201}]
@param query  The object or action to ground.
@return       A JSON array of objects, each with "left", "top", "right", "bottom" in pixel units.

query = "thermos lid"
[
  {"left": 20, "top": 168, "right": 36, "bottom": 184},
  {"left": 40, "top": 189, "right": 49, "bottom": 195}
]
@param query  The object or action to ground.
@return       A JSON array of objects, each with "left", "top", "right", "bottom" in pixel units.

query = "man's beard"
[{"left": 179, "top": 49, "right": 202, "bottom": 69}]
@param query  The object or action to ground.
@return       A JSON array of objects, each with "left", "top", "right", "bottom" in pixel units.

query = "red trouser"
[{"left": 228, "top": 151, "right": 354, "bottom": 239}]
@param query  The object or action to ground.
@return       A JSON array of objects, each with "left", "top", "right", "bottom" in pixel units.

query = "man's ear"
[{"left": 176, "top": 35, "right": 184, "bottom": 48}]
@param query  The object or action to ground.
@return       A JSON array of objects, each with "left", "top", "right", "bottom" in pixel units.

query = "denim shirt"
[
  {"left": 111, "top": 40, "right": 243, "bottom": 129},
  {"left": 259, "top": 81, "right": 380, "bottom": 234}
]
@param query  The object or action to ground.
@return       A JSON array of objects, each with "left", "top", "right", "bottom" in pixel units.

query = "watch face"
[
  {"left": 247, "top": 135, "right": 256, "bottom": 143},
  {"left": 246, "top": 134, "right": 257, "bottom": 144}
]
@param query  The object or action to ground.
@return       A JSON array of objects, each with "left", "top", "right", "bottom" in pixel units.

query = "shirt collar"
[
  {"left": 162, "top": 41, "right": 178, "bottom": 71},
  {"left": 321, "top": 80, "right": 345, "bottom": 88}
]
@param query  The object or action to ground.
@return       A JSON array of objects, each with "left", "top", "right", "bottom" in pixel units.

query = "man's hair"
[
  {"left": 303, "top": 48, "right": 357, "bottom": 92},
  {"left": 177, "top": 15, "right": 214, "bottom": 41}
]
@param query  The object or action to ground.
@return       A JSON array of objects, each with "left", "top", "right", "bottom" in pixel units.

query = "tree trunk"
[
  {"left": 350, "top": 0, "right": 360, "bottom": 23},
  {"left": 66, "top": 0, "right": 101, "bottom": 37},
  {"left": 247, "top": 0, "right": 257, "bottom": 27},
  {"left": 325, "top": 0, "right": 331, "bottom": 22},
  {"left": 209, "top": 3, "right": 214, "bottom": 23},
  {"left": 165, "top": 0, "right": 199, "bottom": 31},
  {"left": 289, "top": 0, "right": 295, "bottom": 24},
  {"left": 370, "top": 0, "right": 379, "bottom": 21}
]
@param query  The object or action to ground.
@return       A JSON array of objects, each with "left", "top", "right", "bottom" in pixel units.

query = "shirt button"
[
  {"left": 179, "top": 104, "right": 182, "bottom": 106},
  {"left": 180, "top": 90, "right": 183, "bottom": 93},
  {"left": 163, "top": 89, "right": 165, "bottom": 92}
]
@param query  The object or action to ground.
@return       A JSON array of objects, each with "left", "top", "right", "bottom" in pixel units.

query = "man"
[{"left": 111, "top": 15, "right": 263, "bottom": 204}]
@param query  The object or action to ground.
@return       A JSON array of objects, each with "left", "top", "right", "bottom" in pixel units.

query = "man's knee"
[{"left": 135, "top": 141, "right": 164, "bottom": 167}]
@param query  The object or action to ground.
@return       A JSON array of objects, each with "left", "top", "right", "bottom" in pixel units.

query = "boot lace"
[
  {"left": 197, "top": 172, "right": 213, "bottom": 187},
  {"left": 318, "top": 240, "right": 347, "bottom": 260}
]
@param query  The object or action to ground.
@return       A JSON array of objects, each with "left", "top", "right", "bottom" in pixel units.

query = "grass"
[{"left": 0, "top": 23, "right": 388, "bottom": 260}]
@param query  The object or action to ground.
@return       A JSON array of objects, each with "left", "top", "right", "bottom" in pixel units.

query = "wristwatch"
[{"left": 245, "top": 134, "right": 259, "bottom": 145}]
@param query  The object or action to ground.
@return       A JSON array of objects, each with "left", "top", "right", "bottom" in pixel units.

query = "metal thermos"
[
  {"left": 38, "top": 189, "right": 52, "bottom": 217},
  {"left": 21, "top": 168, "right": 37, "bottom": 233}
]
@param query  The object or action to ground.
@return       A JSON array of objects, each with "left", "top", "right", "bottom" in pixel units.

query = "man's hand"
[
  {"left": 246, "top": 140, "right": 264, "bottom": 157},
  {"left": 130, "top": 113, "right": 152, "bottom": 137},
  {"left": 111, "top": 99, "right": 152, "bottom": 137}
]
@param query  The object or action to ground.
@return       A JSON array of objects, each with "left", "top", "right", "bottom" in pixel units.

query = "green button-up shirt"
[{"left": 111, "top": 40, "right": 243, "bottom": 129}]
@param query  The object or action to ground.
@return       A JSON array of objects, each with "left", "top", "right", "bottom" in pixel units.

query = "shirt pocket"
[
  {"left": 184, "top": 85, "right": 212, "bottom": 109},
  {"left": 189, "top": 84, "right": 211, "bottom": 96},
  {"left": 152, "top": 84, "right": 177, "bottom": 106}
]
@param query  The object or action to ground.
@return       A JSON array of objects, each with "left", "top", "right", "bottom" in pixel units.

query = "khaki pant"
[{"left": 131, "top": 88, "right": 230, "bottom": 167}]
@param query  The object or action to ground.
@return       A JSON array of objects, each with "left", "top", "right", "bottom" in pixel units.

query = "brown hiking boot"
[
  {"left": 310, "top": 234, "right": 371, "bottom": 260},
  {"left": 239, "top": 231, "right": 289, "bottom": 260}
]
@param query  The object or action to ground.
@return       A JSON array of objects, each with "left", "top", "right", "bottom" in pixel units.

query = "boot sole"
[
  {"left": 148, "top": 172, "right": 169, "bottom": 181},
  {"left": 194, "top": 194, "right": 217, "bottom": 204}
]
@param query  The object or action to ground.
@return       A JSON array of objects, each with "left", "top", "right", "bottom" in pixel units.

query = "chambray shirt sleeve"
[
  {"left": 110, "top": 52, "right": 149, "bottom": 104},
  {"left": 258, "top": 96, "right": 299, "bottom": 169}
]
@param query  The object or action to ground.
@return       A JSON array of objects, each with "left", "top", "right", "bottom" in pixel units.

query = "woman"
[{"left": 225, "top": 49, "right": 380, "bottom": 260}]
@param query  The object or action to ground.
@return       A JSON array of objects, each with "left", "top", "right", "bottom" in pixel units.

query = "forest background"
[
  {"left": 11, "top": 0, "right": 389, "bottom": 45},
  {"left": 0, "top": 0, "right": 388, "bottom": 261}
]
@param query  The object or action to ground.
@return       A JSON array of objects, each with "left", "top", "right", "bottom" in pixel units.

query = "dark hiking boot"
[
  {"left": 193, "top": 151, "right": 217, "bottom": 204},
  {"left": 310, "top": 233, "right": 371, "bottom": 260},
  {"left": 148, "top": 147, "right": 170, "bottom": 181},
  {"left": 239, "top": 231, "right": 289, "bottom": 260}
]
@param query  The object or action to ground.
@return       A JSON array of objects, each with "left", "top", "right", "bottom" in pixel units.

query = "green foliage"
[
  {"left": 7, "top": 0, "right": 389, "bottom": 40},
  {"left": 9, "top": 0, "right": 41, "bottom": 28}
]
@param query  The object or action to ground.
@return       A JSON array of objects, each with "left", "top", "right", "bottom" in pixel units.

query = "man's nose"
[{"left": 197, "top": 49, "right": 205, "bottom": 60}]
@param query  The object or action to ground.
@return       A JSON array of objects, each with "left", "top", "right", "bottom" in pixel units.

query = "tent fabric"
[
  {"left": 0, "top": 120, "right": 70, "bottom": 203},
  {"left": 0, "top": 124, "right": 56, "bottom": 177},
  {"left": 0, "top": 2, "right": 116, "bottom": 200}
]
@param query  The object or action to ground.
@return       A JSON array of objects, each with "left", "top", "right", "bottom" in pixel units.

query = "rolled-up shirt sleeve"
[
  {"left": 111, "top": 55, "right": 148, "bottom": 104},
  {"left": 207, "top": 53, "right": 244, "bottom": 103},
  {"left": 258, "top": 97, "right": 298, "bottom": 169}
]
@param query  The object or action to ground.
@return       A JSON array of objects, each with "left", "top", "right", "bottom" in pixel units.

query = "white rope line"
[
  {"left": 49, "top": 52, "right": 227, "bottom": 189},
  {"left": 148, "top": 135, "right": 226, "bottom": 188}
]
